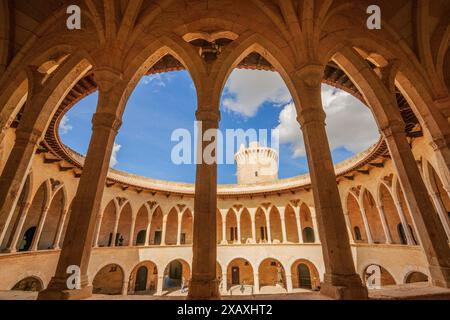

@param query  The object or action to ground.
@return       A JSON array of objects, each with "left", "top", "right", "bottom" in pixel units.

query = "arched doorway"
[
  {"left": 255, "top": 208, "right": 268, "bottom": 243},
  {"left": 134, "top": 205, "right": 149, "bottom": 246},
  {"left": 98, "top": 200, "right": 116, "bottom": 247},
  {"left": 226, "top": 209, "right": 238, "bottom": 244},
  {"left": 149, "top": 207, "right": 162, "bottom": 245},
  {"left": 180, "top": 209, "right": 193, "bottom": 245},
  {"left": 12, "top": 276, "right": 43, "bottom": 292},
  {"left": 269, "top": 207, "right": 282, "bottom": 243},
  {"left": 240, "top": 209, "right": 252, "bottom": 244},
  {"left": 379, "top": 183, "right": 403, "bottom": 244},
  {"left": 117, "top": 203, "right": 132, "bottom": 246},
  {"left": 92, "top": 264, "right": 124, "bottom": 295},
  {"left": 362, "top": 190, "right": 385, "bottom": 244},
  {"left": 285, "top": 205, "right": 299, "bottom": 243},
  {"left": 300, "top": 204, "right": 315, "bottom": 243},
  {"left": 128, "top": 261, "right": 158, "bottom": 295},
  {"left": 38, "top": 186, "right": 66, "bottom": 250},
  {"left": 258, "top": 258, "right": 286, "bottom": 293},
  {"left": 163, "top": 259, "right": 190, "bottom": 293},
  {"left": 164, "top": 208, "right": 178, "bottom": 245},
  {"left": 291, "top": 259, "right": 320, "bottom": 290},
  {"left": 226, "top": 258, "right": 254, "bottom": 294}
]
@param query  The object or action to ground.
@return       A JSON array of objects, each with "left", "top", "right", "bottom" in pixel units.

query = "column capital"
[
  {"left": 93, "top": 67, "right": 123, "bottom": 93},
  {"left": 92, "top": 112, "right": 122, "bottom": 133},
  {"left": 195, "top": 110, "right": 221, "bottom": 123},
  {"left": 294, "top": 63, "right": 325, "bottom": 88},
  {"left": 380, "top": 119, "right": 405, "bottom": 138},
  {"left": 296, "top": 108, "right": 326, "bottom": 127}
]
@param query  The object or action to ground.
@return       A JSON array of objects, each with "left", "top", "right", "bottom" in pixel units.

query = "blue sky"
[{"left": 60, "top": 69, "right": 379, "bottom": 184}]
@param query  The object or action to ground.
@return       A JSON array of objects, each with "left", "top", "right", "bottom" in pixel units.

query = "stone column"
[
  {"left": 3, "top": 202, "right": 31, "bottom": 253},
  {"left": 383, "top": 119, "right": 450, "bottom": 287},
  {"left": 221, "top": 271, "right": 228, "bottom": 295},
  {"left": 92, "top": 214, "right": 103, "bottom": 248},
  {"left": 187, "top": 110, "right": 220, "bottom": 300},
  {"left": 160, "top": 215, "right": 167, "bottom": 246},
  {"left": 30, "top": 204, "right": 50, "bottom": 251},
  {"left": 285, "top": 271, "right": 293, "bottom": 293},
  {"left": 264, "top": 208, "right": 272, "bottom": 244},
  {"left": 236, "top": 212, "right": 241, "bottom": 244},
  {"left": 176, "top": 213, "right": 182, "bottom": 246},
  {"left": 128, "top": 216, "right": 136, "bottom": 247},
  {"left": 156, "top": 275, "right": 164, "bottom": 296},
  {"left": 294, "top": 64, "right": 367, "bottom": 299},
  {"left": 253, "top": 273, "right": 260, "bottom": 294},
  {"left": 429, "top": 192, "right": 450, "bottom": 241},
  {"left": 220, "top": 209, "right": 227, "bottom": 245},
  {"left": 294, "top": 207, "right": 303, "bottom": 243},
  {"left": 308, "top": 206, "right": 320, "bottom": 243},
  {"left": 393, "top": 200, "right": 415, "bottom": 245},
  {"left": 52, "top": 209, "right": 68, "bottom": 249},
  {"left": 111, "top": 215, "right": 120, "bottom": 247},
  {"left": 144, "top": 217, "right": 152, "bottom": 246},
  {"left": 359, "top": 205, "right": 374, "bottom": 244},
  {"left": 278, "top": 207, "right": 287, "bottom": 243},
  {"left": 248, "top": 208, "right": 256, "bottom": 244},
  {"left": 37, "top": 70, "right": 125, "bottom": 300},
  {"left": 376, "top": 205, "right": 393, "bottom": 244},
  {"left": 121, "top": 280, "right": 128, "bottom": 296}
]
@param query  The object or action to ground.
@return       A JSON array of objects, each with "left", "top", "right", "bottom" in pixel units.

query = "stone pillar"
[
  {"left": 429, "top": 192, "right": 450, "bottom": 241},
  {"left": 344, "top": 212, "right": 355, "bottom": 244},
  {"left": 221, "top": 271, "right": 228, "bottom": 295},
  {"left": 176, "top": 213, "right": 182, "bottom": 246},
  {"left": 278, "top": 207, "right": 287, "bottom": 243},
  {"left": 128, "top": 216, "right": 136, "bottom": 247},
  {"left": 30, "top": 204, "right": 50, "bottom": 251},
  {"left": 376, "top": 205, "right": 393, "bottom": 244},
  {"left": 359, "top": 205, "right": 374, "bottom": 244},
  {"left": 121, "top": 280, "right": 128, "bottom": 296},
  {"left": 294, "top": 64, "right": 367, "bottom": 299},
  {"left": 92, "top": 214, "right": 103, "bottom": 248},
  {"left": 220, "top": 209, "right": 227, "bottom": 245},
  {"left": 37, "top": 70, "right": 125, "bottom": 300},
  {"left": 52, "top": 209, "right": 68, "bottom": 249},
  {"left": 187, "top": 110, "right": 220, "bottom": 300},
  {"left": 308, "top": 206, "right": 320, "bottom": 244},
  {"left": 294, "top": 207, "right": 303, "bottom": 243},
  {"left": 236, "top": 213, "right": 242, "bottom": 244},
  {"left": 264, "top": 208, "right": 272, "bottom": 244},
  {"left": 111, "top": 215, "right": 120, "bottom": 247},
  {"left": 393, "top": 200, "right": 415, "bottom": 245},
  {"left": 253, "top": 273, "right": 260, "bottom": 294},
  {"left": 383, "top": 119, "right": 450, "bottom": 287},
  {"left": 249, "top": 208, "right": 256, "bottom": 244},
  {"left": 156, "top": 275, "right": 164, "bottom": 296},
  {"left": 144, "top": 217, "right": 152, "bottom": 246},
  {"left": 160, "top": 215, "right": 167, "bottom": 246},
  {"left": 285, "top": 271, "right": 293, "bottom": 293},
  {"left": 3, "top": 202, "right": 31, "bottom": 253}
]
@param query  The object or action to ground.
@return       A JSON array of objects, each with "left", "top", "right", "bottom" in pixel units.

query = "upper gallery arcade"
[{"left": 0, "top": 0, "right": 449, "bottom": 300}]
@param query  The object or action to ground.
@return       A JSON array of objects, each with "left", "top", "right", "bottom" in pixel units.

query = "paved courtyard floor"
[{"left": 0, "top": 282, "right": 449, "bottom": 300}]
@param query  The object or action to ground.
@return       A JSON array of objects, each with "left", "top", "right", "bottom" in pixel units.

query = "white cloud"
[
  {"left": 276, "top": 84, "right": 380, "bottom": 158},
  {"left": 59, "top": 115, "right": 73, "bottom": 134},
  {"left": 222, "top": 69, "right": 292, "bottom": 117},
  {"left": 110, "top": 143, "right": 121, "bottom": 167},
  {"left": 141, "top": 73, "right": 173, "bottom": 89}
]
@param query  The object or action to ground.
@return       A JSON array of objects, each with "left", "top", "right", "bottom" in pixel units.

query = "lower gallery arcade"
[{"left": 0, "top": 0, "right": 449, "bottom": 301}]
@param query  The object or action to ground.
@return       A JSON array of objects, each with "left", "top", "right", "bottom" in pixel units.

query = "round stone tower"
[{"left": 234, "top": 141, "right": 279, "bottom": 184}]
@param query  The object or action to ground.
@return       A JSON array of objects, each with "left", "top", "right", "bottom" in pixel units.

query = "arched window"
[
  {"left": 136, "top": 230, "right": 146, "bottom": 246},
  {"left": 19, "top": 226, "right": 36, "bottom": 252},
  {"left": 397, "top": 223, "right": 407, "bottom": 245},
  {"left": 353, "top": 226, "right": 362, "bottom": 241},
  {"left": 302, "top": 227, "right": 315, "bottom": 243}
]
